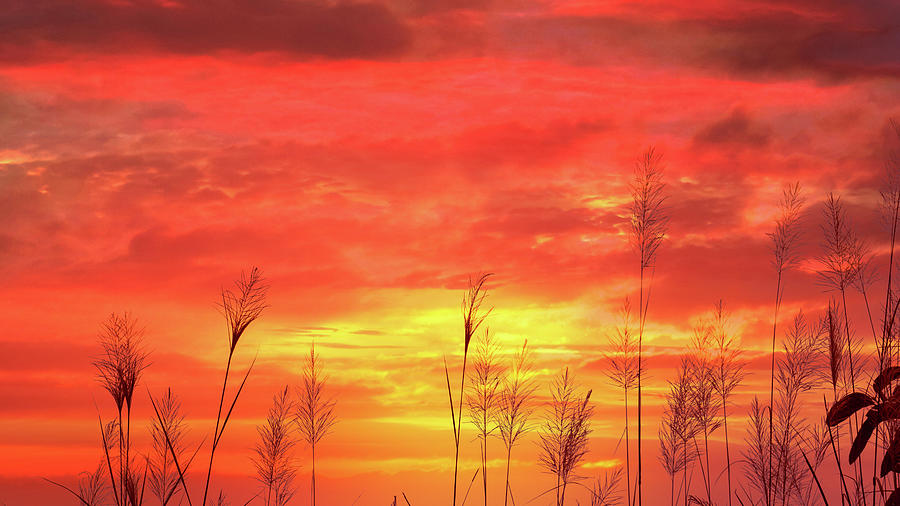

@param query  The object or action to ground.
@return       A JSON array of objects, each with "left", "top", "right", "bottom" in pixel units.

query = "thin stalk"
[
  {"left": 203, "top": 350, "right": 234, "bottom": 506},
  {"left": 882, "top": 183, "right": 899, "bottom": 358},
  {"left": 100, "top": 415, "right": 122, "bottom": 506},
  {"left": 833, "top": 384, "right": 846, "bottom": 506},
  {"left": 722, "top": 397, "right": 732, "bottom": 506},
  {"left": 312, "top": 443, "right": 316, "bottom": 506},
  {"left": 794, "top": 428, "right": 829, "bottom": 506},
  {"left": 482, "top": 437, "right": 488, "bottom": 506},
  {"left": 452, "top": 352, "right": 469, "bottom": 506},
  {"left": 118, "top": 407, "right": 125, "bottom": 506},
  {"left": 825, "top": 396, "right": 852, "bottom": 505},
  {"left": 692, "top": 437, "right": 710, "bottom": 505},
  {"left": 767, "top": 269, "right": 782, "bottom": 506},
  {"left": 126, "top": 405, "right": 132, "bottom": 505},
  {"left": 841, "top": 289, "right": 866, "bottom": 506},
  {"left": 637, "top": 267, "right": 644, "bottom": 506},
  {"left": 703, "top": 432, "right": 712, "bottom": 506},
  {"left": 625, "top": 387, "right": 631, "bottom": 506},
  {"left": 669, "top": 474, "right": 674, "bottom": 506},
  {"left": 504, "top": 447, "right": 511, "bottom": 506},
  {"left": 556, "top": 472, "right": 560, "bottom": 506}
]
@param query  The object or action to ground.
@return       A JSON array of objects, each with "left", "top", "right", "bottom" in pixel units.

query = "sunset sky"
[{"left": 2, "top": 0, "right": 900, "bottom": 505}]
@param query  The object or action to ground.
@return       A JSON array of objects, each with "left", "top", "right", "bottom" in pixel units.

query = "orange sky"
[{"left": 2, "top": 0, "right": 900, "bottom": 505}]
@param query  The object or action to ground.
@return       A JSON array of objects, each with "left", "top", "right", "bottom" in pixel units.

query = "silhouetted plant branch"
[
  {"left": 629, "top": 147, "right": 668, "bottom": 506},
  {"left": 203, "top": 267, "right": 268, "bottom": 506},
  {"left": 605, "top": 299, "right": 639, "bottom": 506},
  {"left": 538, "top": 368, "right": 594, "bottom": 506},
  {"left": 766, "top": 182, "right": 804, "bottom": 506},
  {"left": 449, "top": 273, "right": 493, "bottom": 506},
  {"left": 254, "top": 386, "right": 297, "bottom": 506},
  {"left": 296, "top": 343, "right": 337, "bottom": 506}
]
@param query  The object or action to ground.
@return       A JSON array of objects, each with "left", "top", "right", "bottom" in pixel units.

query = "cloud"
[
  {"left": 493, "top": 3, "right": 900, "bottom": 82},
  {"left": 0, "top": 0, "right": 411, "bottom": 62},
  {"left": 693, "top": 108, "right": 772, "bottom": 148}
]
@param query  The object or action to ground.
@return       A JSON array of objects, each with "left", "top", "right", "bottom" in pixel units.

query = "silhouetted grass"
[
  {"left": 202, "top": 267, "right": 268, "bottom": 506},
  {"left": 766, "top": 182, "right": 804, "bottom": 506},
  {"left": 466, "top": 328, "right": 502, "bottom": 506},
  {"left": 590, "top": 467, "right": 623, "bottom": 506},
  {"left": 95, "top": 312, "right": 150, "bottom": 506},
  {"left": 689, "top": 317, "right": 722, "bottom": 506},
  {"left": 710, "top": 301, "right": 745, "bottom": 506},
  {"left": 659, "top": 358, "right": 699, "bottom": 506},
  {"left": 629, "top": 147, "right": 669, "bottom": 506},
  {"left": 537, "top": 368, "right": 594, "bottom": 506},
  {"left": 447, "top": 273, "right": 492, "bottom": 506},
  {"left": 496, "top": 340, "right": 536, "bottom": 506},
  {"left": 149, "top": 388, "right": 187, "bottom": 506},
  {"left": 605, "top": 299, "right": 639, "bottom": 506},
  {"left": 296, "top": 343, "right": 337, "bottom": 506},
  {"left": 253, "top": 386, "right": 297, "bottom": 506}
]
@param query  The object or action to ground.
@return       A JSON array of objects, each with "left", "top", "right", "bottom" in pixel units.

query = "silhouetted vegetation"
[
  {"left": 46, "top": 122, "right": 900, "bottom": 506},
  {"left": 296, "top": 343, "right": 337, "bottom": 506}
]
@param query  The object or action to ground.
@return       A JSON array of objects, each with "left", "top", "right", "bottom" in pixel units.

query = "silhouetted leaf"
[
  {"left": 875, "top": 367, "right": 900, "bottom": 398},
  {"left": 881, "top": 431, "right": 900, "bottom": 477},
  {"left": 887, "top": 487, "right": 900, "bottom": 506},
  {"left": 850, "top": 411, "right": 880, "bottom": 464},
  {"left": 827, "top": 392, "right": 875, "bottom": 426}
]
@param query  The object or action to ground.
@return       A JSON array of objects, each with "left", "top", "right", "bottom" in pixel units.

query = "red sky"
[{"left": 2, "top": 0, "right": 900, "bottom": 504}]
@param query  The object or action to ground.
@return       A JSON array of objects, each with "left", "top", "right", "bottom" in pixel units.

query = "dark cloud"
[
  {"left": 411, "top": 0, "right": 493, "bottom": 15},
  {"left": 496, "top": 3, "right": 900, "bottom": 82},
  {"left": 0, "top": 0, "right": 411, "bottom": 62},
  {"left": 693, "top": 9, "right": 900, "bottom": 82},
  {"left": 693, "top": 108, "right": 772, "bottom": 148}
]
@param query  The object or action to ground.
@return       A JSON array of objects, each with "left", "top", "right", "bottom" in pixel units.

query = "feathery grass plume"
[
  {"left": 688, "top": 318, "right": 723, "bottom": 506},
  {"left": 147, "top": 389, "right": 208, "bottom": 506},
  {"left": 604, "top": 299, "right": 639, "bottom": 506},
  {"left": 495, "top": 339, "right": 536, "bottom": 506},
  {"left": 741, "top": 397, "right": 773, "bottom": 506},
  {"left": 765, "top": 182, "right": 804, "bottom": 506},
  {"left": 79, "top": 463, "right": 108, "bottom": 506},
  {"left": 629, "top": 147, "right": 668, "bottom": 506},
  {"left": 662, "top": 357, "right": 701, "bottom": 506},
  {"left": 820, "top": 300, "right": 846, "bottom": 396},
  {"left": 537, "top": 368, "right": 594, "bottom": 506},
  {"left": 122, "top": 456, "right": 148, "bottom": 506},
  {"left": 149, "top": 388, "right": 187, "bottom": 506},
  {"left": 45, "top": 462, "right": 109, "bottom": 506},
  {"left": 590, "top": 467, "right": 623, "bottom": 506},
  {"left": 772, "top": 312, "right": 822, "bottom": 506},
  {"left": 659, "top": 359, "right": 698, "bottom": 506},
  {"left": 93, "top": 312, "right": 149, "bottom": 506},
  {"left": 253, "top": 386, "right": 297, "bottom": 506},
  {"left": 708, "top": 301, "right": 744, "bottom": 506},
  {"left": 296, "top": 343, "right": 337, "bottom": 506},
  {"left": 658, "top": 418, "right": 686, "bottom": 506},
  {"left": 203, "top": 267, "right": 268, "bottom": 506},
  {"left": 449, "top": 273, "right": 493, "bottom": 506},
  {"left": 467, "top": 328, "right": 502, "bottom": 506}
]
